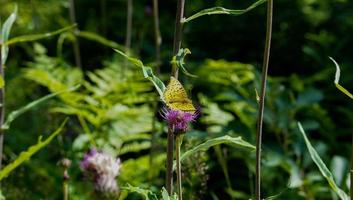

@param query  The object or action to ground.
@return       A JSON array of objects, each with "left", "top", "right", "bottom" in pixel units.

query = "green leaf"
[
  {"left": 174, "top": 135, "right": 255, "bottom": 170},
  {"left": 0, "top": 119, "right": 68, "bottom": 180},
  {"left": 121, "top": 184, "right": 158, "bottom": 200},
  {"left": 298, "top": 122, "right": 349, "bottom": 200},
  {"left": 4, "top": 24, "right": 76, "bottom": 46},
  {"left": 0, "top": 190, "right": 4, "bottom": 200},
  {"left": 0, "top": 75, "right": 4, "bottom": 89},
  {"left": 2, "top": 85, "right": 79, "bottom": 130},
  {"left": 161, "top": 188, "right": 170, "bottom": 200},
  {"left": 78, "top": 31, "right": 125, "bottom": 50},
  {"left": 329, "top": 57, "right": 353, "bottom": 99},
  {"left": 114, "top": 49, "right": 166, "bottom": 101},
  {"left": 182, "top": 0, "right": 266, "bottom": 23},
  {"left": 1, "top": 5, "right": 17, "bottom": 65},
  {"left": 171, "top": 48, "right": 197, "bottom": 77},
  {"left": 161, "top": 188, "right": 178, "bottom": 200}
]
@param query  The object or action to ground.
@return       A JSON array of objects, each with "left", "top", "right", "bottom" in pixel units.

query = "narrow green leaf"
[
  {"left": 2, "top": 85, "right": 80, "bottom": 130},
  {"left": 171, "top": 48, "right": 197, "bottom": 77},
  {"left": 264, "top": 189, "right": 288, "bottom": 200},
  {"left": 1, "top": 5, "right": 17, "bottom": 65},
  {"left": 298, "top": 122, "right": 349, "bottom": 200},
  {"left": 182, "top": 0, "right": 266, "bottom": 23},
  {"left": 1, "top": 5, "right": 17, "bottom": 42},
  {"left": 329, "top": 57, "right": 353, "bottom": 99},
  {"left": 4, "top": 24, "right": 76, "bottom": 46},
  {"left": 174, "top": 135, "right": 255, "bottom": 170},
  {"left": 114, "top": 49, "right": 166, "bottom": 101},
  {"left": 78, "top": 31, "right": 125, "bottom": 50},
  {"left": 0, "top": 75, "right": 4, "bottom": 89},
  {"left": 0, "top": 119, "right": 68, "bottom": 180}
]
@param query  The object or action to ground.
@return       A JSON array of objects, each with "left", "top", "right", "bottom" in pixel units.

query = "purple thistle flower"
[
  {"left": 80, "top": 149, "right": 121, "bottom": 194},
  {"left": 161, "top": 108, "right": 198, "bottom": 132}
]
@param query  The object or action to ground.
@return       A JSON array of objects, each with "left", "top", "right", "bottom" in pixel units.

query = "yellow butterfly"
[{"left": 164, "top": 77, "right": 196, "bottom": 113}]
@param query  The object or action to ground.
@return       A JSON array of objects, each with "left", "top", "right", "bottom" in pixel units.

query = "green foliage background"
[{"left": 1, "top": 0, "right": 353, "bottom": 199}]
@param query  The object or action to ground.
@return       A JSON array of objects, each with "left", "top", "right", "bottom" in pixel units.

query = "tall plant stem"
[
  {"left": 255, "top": 0, "right": 273, "bottom": 199},
  {"left": 69, "top": 0, "right": 82, "bottom": 69},
  {"left": 149, "top": 0, "right": 162, "bottom": 182},
  {"left": 175, "top": 134, "right": 183, "bottom": 200},
  {"left": 166, "top": 128, "right": 174, "bottom": 194},
  {"left": 125, "top": 0, "right": 133, "bottom": 53},
  {"left": 61, "top": 158, "right": 71, "bottom": 200},
  {"left": 152, "top": 0, "right": 162, "bottom": 72},
  {"left": 63, "top": 180, "right": 69, "bottom": 200},
  {"left": 349, "top": 137, "right": 353, "bottom": 200},
  {"left": 166, "top": 0, "right": 186, "bottom": 195},
  {"left": 172, "top": 0, "right": 185, "bottom": 79},
  {"left": 0, "top": 40, "right": 5, "bottom": 173}
]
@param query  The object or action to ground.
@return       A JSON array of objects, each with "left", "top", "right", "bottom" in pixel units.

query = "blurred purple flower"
[
  {"left": 80, "top": 149, "right": 121, "bottom": 194},
  {"left": 161, "top": 108, "right": 198, "bottom": 132}
]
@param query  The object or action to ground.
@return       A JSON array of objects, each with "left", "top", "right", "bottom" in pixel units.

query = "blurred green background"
[{"left": 1, "top": 0, "right": 353, "bottom": 199}]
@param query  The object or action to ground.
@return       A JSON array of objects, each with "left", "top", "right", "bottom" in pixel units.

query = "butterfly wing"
[
  {"left": 164, "top": 77, "right": 189, "bottom": 103},
  {"left": 164, "top": 77, "right": 196, "bottom": 113},
  {"left": 168, "top": 101, "right": 196, "bottom": 113}
]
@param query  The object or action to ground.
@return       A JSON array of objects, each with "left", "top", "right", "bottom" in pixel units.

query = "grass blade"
[
  {"left": 329, "top": 57, "right": 353, "bottom": 99},
  {"left": 0, "top": 119, "right": 68, "bottom": 180},
  {"left": 114, "top": 49, "right": 166, "bottom": 101},
  {"left": 2, "top": 85, "right": 79, "bottom": 130},
  {"left": 78, "top": 31, "right": 125, "bottom": 50},
  {"left": 298, "top": 122, "right": 349, "bottom": 200},
  {"left": 173, "top": 135, "right": 255, "bottom": 170},
  {"left": 182, "top": 0, "right": 266, "bottom": 23},
  {"left": 1, "top": 5, "right": 17, "bottom": 65},
  {"left": 4, "top": 24, "right": 76, "bottom": 46}
]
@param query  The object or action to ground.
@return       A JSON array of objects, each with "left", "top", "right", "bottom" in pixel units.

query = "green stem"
[
  {"left": 0, "top": 40, "right": 5, "bottom": 174},
  {"left": 172, "top": 0, "right": 185, "bottom": 78},
  {"left": 125, "top": 0, "right": 133, "bottom": 52},
  {"left": 350, "top": 137, "right": 353, "bottom": 200},
  {"left": 214, "top": 146, "right": 232, "bottom": 190},
  {"left": 166, "top": 0, "right": 186, "bottom": 195},
  {"left": 166, "top": 128, "right": 174, "bottom": 194},
  {"left": 176, "top": 134, "right": 183, "bottom": 200},
  {"left": 152, "top": 0, "right": 162, "bottom": 72},
  {"left": 63, "top": 180, "right": 69, "bottom": 200},
  {"left": 68, "top": 0, "right": 82, "bottom": 69},
  {"left": 255, "top": 0, "right": 273, "bottom": 199},
  {"left": 149, "top": 0, "right": 162, "bottom": 179}
]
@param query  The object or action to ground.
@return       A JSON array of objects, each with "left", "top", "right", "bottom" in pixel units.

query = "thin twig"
[
  {"left": 125, "top": 0, "right": 133, "bottom": 50},
  {"left": 152, "top": 0, "right": 162, "bottom": 72},
  {"left": 176, "top": 134, "right": 183, "bottom": 200},
  {"left": 172, "top": 0, "right": 185, "bottom": 79},
  {"left": 166, "top": 0, "right": 186, "bottom": 195},
  {"left": 0, "top": 40, "right": 5, "bottom": 173},
  {"left": 149, "top": 0, "right": 162, "bottom": 183},
  {"left": 69, "top": 0, "right": 82, "bottom": 69},
  {"left": 255, "top": 0, "right": 273, "bottom": 199},
  {"left": 124, "top": 0, "right": 133, "bottom": 74},
  {"left": 350, "top": 137, "right": 353, "bottom": 200}
]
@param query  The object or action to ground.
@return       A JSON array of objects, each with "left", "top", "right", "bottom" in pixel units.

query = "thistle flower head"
[
  {"left": 161, "top": 108, "right": 198, "bottom": 132},
  {"left": 80, "top": 149, "right": 121, "bottom": 194}
]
